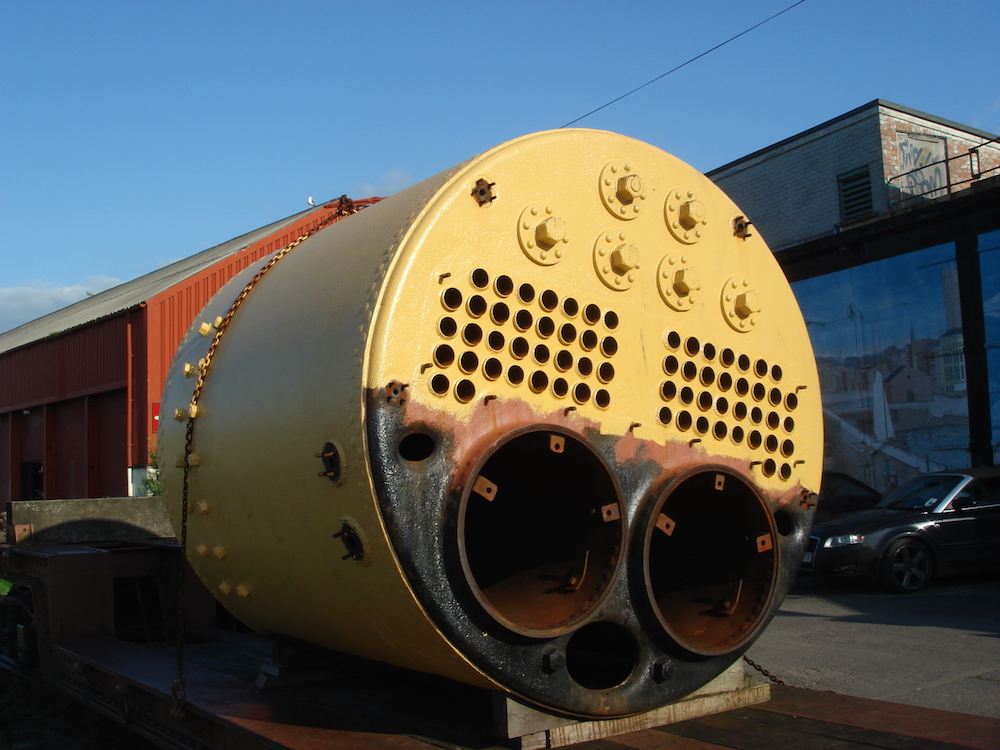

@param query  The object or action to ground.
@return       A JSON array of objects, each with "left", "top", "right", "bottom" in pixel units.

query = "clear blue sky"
[{"left": 2, "top": 0, "right": 998, "bottom": 334}]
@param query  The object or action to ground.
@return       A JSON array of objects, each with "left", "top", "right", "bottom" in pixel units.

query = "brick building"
[
  {"left": 708, "top": 100, "right": 1000, "bottom": 251},
  {"left": 709, "top": 100, "right": 1000, "bottom": 492}
]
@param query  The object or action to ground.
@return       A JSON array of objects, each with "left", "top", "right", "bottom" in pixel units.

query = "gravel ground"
[{"left": 0, "top": 670, "right": 157, "bottom": 750}]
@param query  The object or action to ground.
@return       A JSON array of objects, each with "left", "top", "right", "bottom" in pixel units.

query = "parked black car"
[
  {"left": 802, "top": 468, "right": 1000, "bottom": 592},
  {"left": 814, "top": 471, "right": 882, "bottom": 522}
]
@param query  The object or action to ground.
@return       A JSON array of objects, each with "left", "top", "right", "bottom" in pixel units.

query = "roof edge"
[{"left": 708, "top": 99, "right": 999, "bottom": 176}]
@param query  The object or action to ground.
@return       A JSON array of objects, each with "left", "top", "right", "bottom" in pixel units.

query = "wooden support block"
[{"left": 495, "top": 662, "right": 770, "bottom": 749}]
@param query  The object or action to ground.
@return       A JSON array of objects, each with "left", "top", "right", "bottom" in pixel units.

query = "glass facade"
[
  {"left": 792, "top": 242, "right": 967, "bottom": 495},
  {"left": 977, "top": 229, "right": 1000, "bottom": 462}
]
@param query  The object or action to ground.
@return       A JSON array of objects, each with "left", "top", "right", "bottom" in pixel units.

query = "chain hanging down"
[{"left": 170, "top": 195, "right": 376, "bottom": 719}]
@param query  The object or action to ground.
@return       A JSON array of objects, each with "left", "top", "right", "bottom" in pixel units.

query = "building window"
[{"left": 837, "top": 166, "right": 874, "bottom": 223}]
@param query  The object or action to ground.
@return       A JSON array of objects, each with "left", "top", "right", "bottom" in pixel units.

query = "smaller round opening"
[
  {"left": 703, "top": 343, "right": 716, "bottom": 360},
  {"left": 581, "top": 330, "right": 598, "bottom": 351},
  {"left": 573, "top": 383, "right": 591, "bottom": 403},
  {"left": 552, "top": 378, "right": 569, "bottom": 397},
  {"left": 684, "top": 337, "right": 699, "bottom": 356},
  {"left": 597, "top": 362, "right": 615, "bottom": 383},
  {"left": 514, "top": 310, "right": 534, "bottom": 332},
  {"left": 565, "top": 622, "right": 637, "bottom": 690},
  {"left": 720, "top": 348, "right": 735, "bottom": 367},
  {"left": 455, "top": 380, "right": 476, "bottom": 403},
  {"left": 442, "top": 287, "right": 463, "bottom": 311},
  {"left": 577, "top": 357, "right": 593, "bottom": 377},
  {"left": 471, "top": 268, "right": 490, "bottom": 289},
  {"left": 559, "top": 324, "right": 577, "bottom": 345},
  {"left": 583, "top": 304, "right": 602, "bottom": 325},
  {"left": 533, "top": 344, "right": 550, "bottom": 364},
  {"left": 491, "top": 302, "right": 510, "bottom": 325},
  {"left": 755, "top": 359, "right": 768, "bottom": 377},
  {"left": 540, "top": 289, "right": 559, "bottom": 311},
  {"left": 555, "top": 350, "right": 574, "bottom": 372},
  {"left": 659, "top": 406, "right": 672, "bottom": 425},
  {"left": 430, "top": 374, "right": 449, "bottom": 395},
  {"left": 510, "top": 337, "right": 530, "bottom": 359},
  {"left": 737, "top": 354, "right": 750, "bottom": 371},
  {"left": 594, "top": 389, "right": 611, "bottom": 408},
  {"left": 399, "top": 432, "right": 435, "bottom": 462},
  {"left": 463, "top": 323, "right": 483, "bottom": 346},
  {"left": 660, "top": 381, "right": 676, "bottom": 400},
  {"left": 600, "top": 337, "right": 618, "bottom": 357},
  {"left": 529, "top": 370, "right": 549, "bottom": 393},
  {"left": 604, "top": 311, "right": 619, "bottom": 330},
  {"left": 488, "top": 331, "right": 506, "bottom": 351},
  {"left": 495, "top": 275, "right": 514, "bottom": 297},
  {"left": 484, "top": 358, "right": 503, "bottom": 380},
  {"left": 439, "top": 317, "right": 457, "bottom": 338},
  {"left": 467, "top": 295, "right": 488, "bottom": 318},
  {"left": 562, "top": 297, "right": 579, "bottom": 317},
  {"left": 459, "top": 351, "right": 479, "bottom": 374},
  {"left": 537, "top": 317, "right": 555, "bottom": 338},
  {"left": 518, "top": 283, "right": 536, "bottom": 304},
  {"left": 434, "top": 344, "right": 455, "bottom": 368},
  {"left": 507, "top": 365, "right": 525, "bottom": 385}
]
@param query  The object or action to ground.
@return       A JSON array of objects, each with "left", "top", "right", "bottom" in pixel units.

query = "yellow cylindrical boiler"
[{"left": 159, "top": 129, "right": 822, "bottom": 718}]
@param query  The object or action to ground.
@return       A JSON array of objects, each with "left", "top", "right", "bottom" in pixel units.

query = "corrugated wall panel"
[
  {"left": 142, "top": 202, "right": 379, "bottom": 458},
  {"left": 0, "top": 314, "right": 129, "bottom": 410}
]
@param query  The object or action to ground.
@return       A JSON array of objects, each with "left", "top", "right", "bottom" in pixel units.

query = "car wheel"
[{"left": 879, "top": 538, "right": 933, "bottom": 593}]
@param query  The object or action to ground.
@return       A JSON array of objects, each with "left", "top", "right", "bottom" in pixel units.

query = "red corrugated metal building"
[{"left": 0, "top": 198, "right": 377, "bottom": 504}]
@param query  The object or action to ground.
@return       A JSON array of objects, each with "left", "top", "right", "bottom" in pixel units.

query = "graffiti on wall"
[{"left": 898, "top": 132, "right": 947, "bottom": 199}]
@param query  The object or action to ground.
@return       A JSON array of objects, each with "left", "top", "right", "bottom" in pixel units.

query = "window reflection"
[{"left": 792, "top": 243, "right": 966, "bottom": 494}]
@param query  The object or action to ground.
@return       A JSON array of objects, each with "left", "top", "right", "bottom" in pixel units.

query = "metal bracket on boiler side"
[{"left": 494, "top": 662, "right": 769, "bottom": 750}]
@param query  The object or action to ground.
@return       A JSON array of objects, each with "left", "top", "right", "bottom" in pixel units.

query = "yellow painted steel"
[{"left": 158, "top": 129, "right": 822, "bottom": 708}]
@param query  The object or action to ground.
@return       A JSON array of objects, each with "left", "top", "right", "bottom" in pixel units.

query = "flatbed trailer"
[
  {"left": 3, "top": 631, "right": 997, "bottom": 750},
  {"left": 2, "top": 501, "right": 997, "bottom": 750}
]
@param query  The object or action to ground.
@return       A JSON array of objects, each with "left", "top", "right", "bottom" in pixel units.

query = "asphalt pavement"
[{"left": 745, "top": 569, "right": 1000, "bottom": 719}]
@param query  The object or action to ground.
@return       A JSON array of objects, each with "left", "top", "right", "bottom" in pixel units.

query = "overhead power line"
[{"left": 560, "top": 0, "right": 809, "bottom": 128}]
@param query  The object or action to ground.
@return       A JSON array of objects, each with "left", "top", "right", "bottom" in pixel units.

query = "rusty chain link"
[
  {"left": 743, "top": 655, "right": 785, "bottom": 685},
  {"left": 172, "top": 195, "right": 373, "bottom": 719}
]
